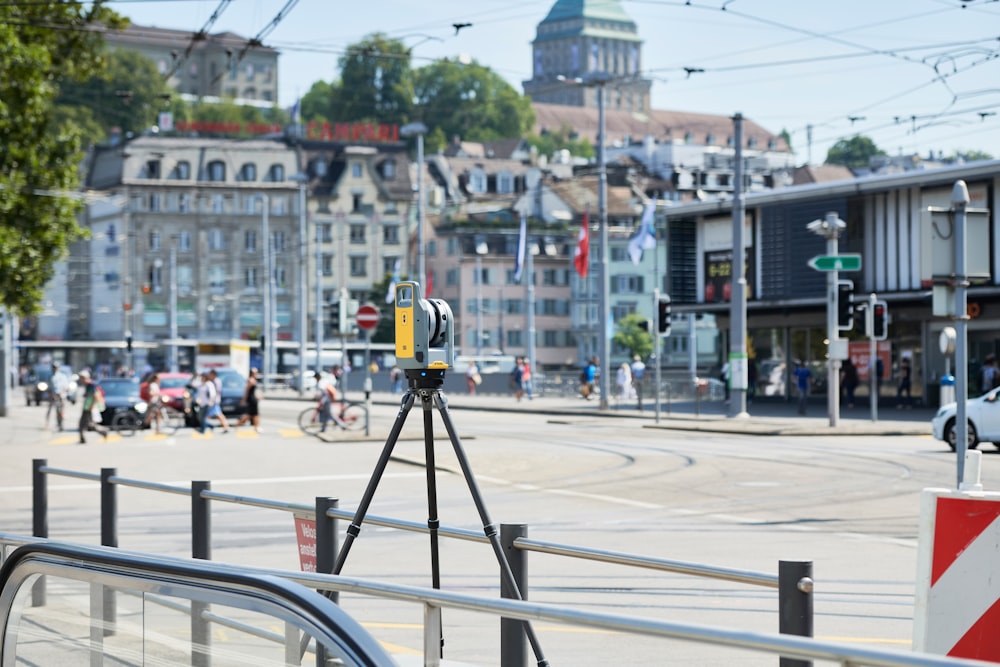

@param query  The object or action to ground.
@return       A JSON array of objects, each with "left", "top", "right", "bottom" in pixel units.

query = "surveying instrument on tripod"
[{"left": 303, "top": 281, "right": 548, "bottom": 665}]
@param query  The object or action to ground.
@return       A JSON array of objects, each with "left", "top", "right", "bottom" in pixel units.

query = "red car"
[{"left": 141, "top": 372, "right": 197, "bottom": 424}]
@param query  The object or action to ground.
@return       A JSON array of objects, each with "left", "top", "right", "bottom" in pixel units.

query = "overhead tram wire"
[
  {"left": 208, "top": 0, "right": 301, "bottom": 89},
  {"left": 163, "top": 0, "right": 234, "bottom": 82}
]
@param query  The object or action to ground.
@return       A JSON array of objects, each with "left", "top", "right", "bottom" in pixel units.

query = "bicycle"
[
  {"left": 298, "top": 400, "right": 366, "bottom": 435},
  {"left": 110, "top": 409, "right": 144, "bottom": 437},
  {"left": 143, "top": 403, "right": 186, "bottom": 436}
]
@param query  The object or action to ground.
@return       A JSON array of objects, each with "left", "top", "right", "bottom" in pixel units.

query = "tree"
[
  {"left": 330, "top": 34, "right": 414, "bottom": 126},
  {"left": 0, "top": 1, "right": 126, "bottom": 314},
  {"left": 612, "top": 313, "right": 653, "bottom": 361},
  {"left": 55, "top": 49, "right": 172, "bottom": 146},
  {"left": 825, "top": 135, "right": 885, "bottom": 169},
  {"left": 413, "top": 60, "right": 535, "bottom": 144},
  {"left": 526, "top": 123, "right": 594, "bottom": 161}
]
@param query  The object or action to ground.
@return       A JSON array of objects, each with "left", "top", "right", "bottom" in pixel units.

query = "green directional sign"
[{"left": 808, "top": 254, "right": 862, "bottom": 272}]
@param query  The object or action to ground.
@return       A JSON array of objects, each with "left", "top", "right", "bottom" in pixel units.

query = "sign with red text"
[{"left": 293, "top": 515, "right": 317, "bottom": 572}]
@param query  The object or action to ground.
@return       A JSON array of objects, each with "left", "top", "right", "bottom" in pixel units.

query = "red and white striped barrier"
[{"left": 914, "top": 452, "right": 1000, "bottom": 661}]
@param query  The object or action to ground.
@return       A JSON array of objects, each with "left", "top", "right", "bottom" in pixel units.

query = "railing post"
[
  {"left": 500, "top": 523, "right": 528, "bottom": 667},
  {"left": 315, "top": 497, "right": 338, "bottom": 667},
  {"left": 31, "top": 459, "right": 47, "bottom": 607},
  {"left": 100, "top": 468, "right": 117, "bottom": 635},
  {"left": 779, "top": 560, "right": 813, "bottom": 667},
  {"left": 191, "top": 481, "right": 211, "bottom": 667}
]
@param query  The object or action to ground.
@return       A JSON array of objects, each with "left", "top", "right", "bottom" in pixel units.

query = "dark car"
[{"left": 95, "top": 377, "right": 148, "bottom": 427}]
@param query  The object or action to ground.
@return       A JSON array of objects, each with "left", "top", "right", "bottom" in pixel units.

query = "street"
[{"left": 0, "top": 394, "right": 983, "bottom": 666}]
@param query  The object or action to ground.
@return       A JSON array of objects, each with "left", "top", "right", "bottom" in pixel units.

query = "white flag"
[
  {"left": 513, "top": 212, "right": 527, "bottom": 283},
  {"left": 628, "top": 197, "right": 657, "bottom": 265},
  {"left": 385, "top": 258, "right": 400, "bottom": 304}
]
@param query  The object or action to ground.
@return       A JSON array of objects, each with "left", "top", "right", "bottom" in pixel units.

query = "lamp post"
[
  {"left": 807, "top": 212, "right": 847, "bottom": 428},
  {"left": 258, "top": 193, "right": 273, "bottom": 389},
  {"left": 400, "top": 122, "right": 427, "bottom": 293},
  {"left": 728, "top": 113, "right": 749, "bottom": 419},
  {"left": 292, "top": 172, "right": 308, "bottom": 396},
  {"left": 475, "top": 237, "right": 488, "bottom": 356},
  {"left": 168, "top": 246, "right": 178, "bottom": 372},
  {"left": 314, "top": 219, "right": 324, "bottom": 373},
  {"left": 591, "top": 73, "right": 613, "bottom": 410}
]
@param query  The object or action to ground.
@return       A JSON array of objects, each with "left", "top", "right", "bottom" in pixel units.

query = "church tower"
[{"left": 522, "top": 0, "right": 652, "bottom": 111}]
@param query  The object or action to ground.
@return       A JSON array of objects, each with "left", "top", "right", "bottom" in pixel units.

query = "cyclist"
[
  {"left": 314, "top": 371, "right": 339, "bottom": 432},
  {"left": 45, "top": 364, "right": 70, "bottom": 431}
]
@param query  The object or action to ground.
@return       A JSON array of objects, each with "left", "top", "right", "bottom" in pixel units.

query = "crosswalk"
[{"left": 46, "top": 427, "right": 309, "bottom": 445}]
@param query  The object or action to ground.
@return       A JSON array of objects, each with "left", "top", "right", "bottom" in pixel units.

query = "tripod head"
[{"left": 405, "top": 367, "right": 446, "bottom": 391}]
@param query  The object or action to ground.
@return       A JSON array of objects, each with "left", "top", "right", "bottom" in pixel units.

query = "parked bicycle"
[{"left": 298, "top": 400, "right": 366, "bottom": 435}]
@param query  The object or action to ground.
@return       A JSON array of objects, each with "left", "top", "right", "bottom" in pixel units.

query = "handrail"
[{"left": 0, "top": 535, "right": 994, "bottom": 667}]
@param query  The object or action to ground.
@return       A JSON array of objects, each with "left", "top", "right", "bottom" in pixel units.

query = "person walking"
[
  {"left": 509, "top": 357, "right": 525, "bottom": 401},
  {"left": 194, "top": 371, "right": 217, "bottom": 434},
  {"left": 522, "top": 359, "right": 534, "bottom": 400},
  {"left": 631, "top": 355, "right": 646, "bottom": 411},
  {"left": 840, "top": 358, "right": 859, "bottom": 408},
  {"left": 77, "top": 370, "right": 108, "bottom": 444},
  {"left": 205, "top": 369, "right": 230, "bottom": 432},
  {"left": 793, "top": 359, "right": 812, "bottom": 416},
  {"left": 896, "top": 357, "right": 913, "bottom": 408},
  {"left": 235, "top": 368, "right": 262, "bottom": 432},
  {"left": 616, "top": 362, "right": 632, "bottom": 405},
  {"left": 465, "top": 361, "right": 480, "bottom": 395},
  {"left": 143, "top": 373, "right": 163, "bottom": 433},
  {"left": 581, "top": 357, "right": 598, "bottom": 400},
  {"left": 45, "top": 364, "right": 70, "bottom": 431},
  {"left": 981, "top": 354, "right": 999, "bottom": 394},
  {"left": 314, "top": 371, "right": 337, "bottom": 432},
  {"left": 390, "top": 364, "right": 404, "bottom": 393}
]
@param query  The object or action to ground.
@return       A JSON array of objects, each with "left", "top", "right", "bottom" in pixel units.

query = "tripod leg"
[
  {"left": 418, "top": 389, "right": 444, "bottom": 658},
  {"left": 432, "top": 391, "right": 549, "bottom": 667},
  {"left": 333, "top": 391, "right": 416, "bottom": 575}
]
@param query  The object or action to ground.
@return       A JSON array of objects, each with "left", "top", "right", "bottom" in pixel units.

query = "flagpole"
[
  {"left": 654, "top": 202, "right": 661, "bottom": 424},
  {"left": 526, "top": 231, "right": 535, "bottom": 378}
]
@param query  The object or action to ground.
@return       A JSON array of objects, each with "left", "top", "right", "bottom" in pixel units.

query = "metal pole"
[
  {"left": 869, "top": 293, "right": 878, "bottom": 422},
  {"left": 526, "top": 235, "right": 536, "bottom": 380},
  {"left": 728, "top": 113, "right": 749, "bottom": 418},
  {"left": 953, "top": 180, "right": 970, "bottom": 486},
  {"left": 476, "top": 252, "right": 483, "bottom": 356},
  {"left": 168, "top": 246, "right": 178, "bottom": 372},
  {"left": 32, "top": 458, "right": 46, "bottom": 607},
  {"left": 297, "top": 176, "right": 308, "bottom": 397},
  {"left": 416, "top": 132, "right": 425, "bottom": 291},
  {"left": 500, "top": 524, "right": 528, "bottom": 667},
  {"left": 260, "top": 194, "right": 271, "bottom": 389},
  {"left": 315, "top": 221, "right": 324, "bottom": 372},
  {"left": 654, "top": 288, "right": 661, "bottom": 424},
  {"left": 826, "top": 227, "right": 840, "bottom": 428},
  {"left": 778, "top": 560, "right": 814, "bottom": 667},
  {"left": 597, "top": 82, "right": 611, "bottom": 410}
]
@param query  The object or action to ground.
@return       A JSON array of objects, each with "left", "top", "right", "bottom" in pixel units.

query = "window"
[
  {"left": 206, "top": 161, "right": 226, "bottom": 182},
  {"left": 177, "top": 231, "right": 192, "bottom": 252},
  {"left": 382, "top": 159, "right": 396, "bottom": 179},
  {"left": 245, "top": 230, "right": 257, "bottom": 253},
  {"left": 267, "top": 164, "right": 285, "bottom": 182},
  {"left": 179, "top": 193, "right": 190, "bottom": 213},
  {"left": 383, "top": 225, "right": 399, "bottom": 244},
  {"left": 350, "top": 224, "right": 366, "bottom": 244},
  {"left": 272, "top": 196, "right": 287, "bottom": 215},
  {"left": 238, "top": 163, "right": 257, "bottom": 182},
  {"left": 144, "top": 160, "right": 161, "bottom": 179},
  {"left": 612, "top": 275, "right": 644, "bottom": 294},
  {"left": 497, "top": 171, "right": 514, "bottom": 194},
  {"left": 244, "top": 196, "right": 257, "bottom": 214},
  {"left": 208, "top": 265, "right": 226, "bottom": 291},
  {"left": 244, "top": 267, "right": 258, "bottom": 289},
  {"left": 611, "top": 247, "right": 629, "bottom": 262},
  {"left": 427, "top": 240, "right": 437, "bottom": 257},
  {"left": 149, "top": 193, "right": 161, "bottom": 212},
  {"left": 350, "top": 256, "right": 367, "bottom": 277},
  {"left": 272, "top": 232, "right": 286, "bottom": 253},
  {"left": 321, "top": 254, "right": 333, "bottom": 277},
  {"left": 507, "top": 330, "right": 523, "bottom": 347},
  {"left": 149, "top": 263, "right": 163, "bottom": 294},
  {"left": 245, "top": 63, "right": 255, "bottom": 80},
  {"left": 352, "top": 193, "right": 363, "bottom": 213},
  {"left": 149, "top": 230, "right": 161, "bottom": 251},
  {"left": 171, "top": 161, "right": 191, "bottom": 180},
  {"left": 351, "top": 162, "right": 363, "bottom": 178},
  {"left": 208, "top": 229, "right": 225, "bottom": 251},
  {"left": 447, "top": 238, "right": 457, "bottom": 255},
  {"left": 212, "top": 194, "right": 225, "bottom": 213},
  {"left": 384, "top": 200, "right": 398, "bottom": 214},
  {"left": 274, "top": 265, "right": 287, "bottom": 288},
  {"left": 468, "top": 168, "right": 487, "bottom": 193},
  {"left": 383, "top": 257, "right": 399, "bottom": 274},
  {"left": 177, "top": 265, "right": 193, "bottom": 296},
  {"left": 446, "top": 268, "right": 459, "bottom": 286},
  {"left": 319, "top": 223, "right": 332, "bottom": 243}
]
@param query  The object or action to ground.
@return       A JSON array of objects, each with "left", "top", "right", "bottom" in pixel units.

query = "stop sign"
[{"left": 355, "top": 303, "right": 380, "bottom": 331}]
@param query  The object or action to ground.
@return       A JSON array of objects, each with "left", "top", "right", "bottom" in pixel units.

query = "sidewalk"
[{"left": 335, "top": 389, "right": 936, "bottom": 438}]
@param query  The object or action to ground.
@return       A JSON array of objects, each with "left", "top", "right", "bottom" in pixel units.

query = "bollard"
[
  {"left": 779, "top": 560, "right": 814, "bottom": 667},
  {"left": 100, "top": 468, "right": 117, "bottom": 636},
  {"left": 316, "top": 497, "right": 338, "bottom": 603},
  {"left": 31, "top": 459, "right": 47, "bottom": 607},
  {"left": 500, "top": 523, "right": 528, "bottom": 667},
  {"left": 191, "top": 481, "right": 211, "bottom": 667}
]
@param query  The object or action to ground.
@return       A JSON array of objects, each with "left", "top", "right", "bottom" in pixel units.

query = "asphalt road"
[{"left": 0, "top": 395, "right": 985, "bottom": 666}]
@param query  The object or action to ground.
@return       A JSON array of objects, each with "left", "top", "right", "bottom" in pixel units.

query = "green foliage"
[
  {"left": 55, "top": 49, "right": 172, "bottom": 145},
  {"left": 331, "top": 33, "right": 414, "bottom": 126},
  {"left": 173, "top": 97, "right": 283, "bottom": 135},
  {"left": 612, "top": 313, "right": 653, "bottom": 361},
  {"left": 955, "top": 149, "right": 994, "bottom": 162},
  {"left": 526, "top": 123, "right": 594, "bottom": 161},
  {"left": 780, "top": 129, "right": 792, "bottom": 153},
  {"left": 413, "top": 59, "right": 535, "bottom": 143},
  {"left": 825, "top": 135, "right": 886, "bottom": 169},
  {"left": 0, "top": 1, "right": 125, "bottom": 314},
  {"left": 301, "top": 80, "right": 335, "bottom": 123}
]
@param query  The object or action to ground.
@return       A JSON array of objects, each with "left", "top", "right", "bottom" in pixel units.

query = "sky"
[{"left": 108, "top": 0, "right": 1000, "bottom": 165}]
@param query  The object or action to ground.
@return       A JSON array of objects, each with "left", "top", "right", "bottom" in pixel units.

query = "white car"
[{"left": 932, "top": 387, "right": 1000, "bottom": 451}]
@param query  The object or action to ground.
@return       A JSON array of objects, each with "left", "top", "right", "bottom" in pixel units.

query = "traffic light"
[
  {"left": 836, "top": 280, "right": 855, "bottom": 331},
  {"left": 259, "top": 334, "right": 266, "bottom": 351},
  {"left": 125, "top": 334, "right": 133, "bottom": 353},
  {"left": 327, "top": 300, "right": 341, "bottom": 336},
  {"left": 871, "top": 302, "right": 888, "bottom": 340},
  {"left": 657, "top": 296, "right": 672, "bottom": 335}
]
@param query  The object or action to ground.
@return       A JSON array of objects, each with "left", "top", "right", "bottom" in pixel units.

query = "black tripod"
[{"left": 326, "top": 368, "right": 548, "bottom": 665}]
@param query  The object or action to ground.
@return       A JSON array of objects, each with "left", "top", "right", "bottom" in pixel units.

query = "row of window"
[
  {"left": 460, "top": 329, "right": 574, "bottom": 349},
  {"left": 465, "top": 298, "right": 572, "bottom": 317},
  {"left": 142, "top": 223, "right": 402, "bottom": 253},
  {"left": 142, "top": 160, "right": 289, "bottom": 183}
]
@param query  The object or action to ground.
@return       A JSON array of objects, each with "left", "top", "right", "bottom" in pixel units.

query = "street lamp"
[
  {"left": 290, "top": 172, "right": 309, "bottom": 396},
  {"left": 807, "top": 211, "right": 847, "bottom": 428},
  {"left": 258, "top": 193, "right": 274, "bottom": 389},
  {"left": 474, "top": 237, "right": 488, "bottom": 356},
  {"left": 400, "top": 122, "right": 427, "bottom": 294}
]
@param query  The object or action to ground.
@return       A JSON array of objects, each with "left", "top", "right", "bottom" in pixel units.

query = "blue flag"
[
  {"left": 513, "top": 212, "right": 527, "bottom": 283},
  {"left": 628, "top": 197, "right": 657, "bottom": 265}
]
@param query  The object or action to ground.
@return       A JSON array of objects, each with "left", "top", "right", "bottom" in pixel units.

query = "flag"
[
  {"left": 289, "top": 97, "right": 301, "bottom": 124},
  {"left": 385, "top": 258, "right": 400, "bottom": 304},
  {"left": 513, "top": 212, "right": 527, "bottom": 283},
  {"left": 425, "top": 270, "right": 434, "bottom": 297},
  {"left": 573, "top": 209, "right": 590, "bottom": 278},
  {"left": 628, "top": 197, "right": 657, "bottom": 265}
]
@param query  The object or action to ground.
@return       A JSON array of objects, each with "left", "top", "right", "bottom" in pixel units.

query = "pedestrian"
[
  {"left": 314, "top": 371, "right": 336, "bottom": 432},
  {"left": 522, "top": 358, "right": 534, "bottom": 400},
  {"left": 581, "top": 357, "right": 598, "bottom": 400},
  {"left": 981, "top": 354, "right": 999, "bottom": 394},
  {"left": 45, "top": 363, "right": 70, "bottom": 431},
  {"left": 143, "top": 372, "right": 163, "bottom": 433},
  {"left": 793, "top": 359, "right": 812, "bottom": 415},
  {"left": 206, "top": 369, "right": 230, "bottom": 432},
  {"left": 747, "top": 358, "right": 757, "bottom": 404},
  {"left": 77, "top": 370, "right": 108, "bottom": 444},
  {"left": 631, "top": 354, "right": 646, "bottom": 410},
  {"left": 616, "top": 362, "right": 632, "bottom": 404},
  {"left": 840, "top": 358, "right": 859, "bottom": 408},
  {"left": 510, "top": 357, "right": 525, "bottom": 401},
  {"left": 390, "top": 364, "right": 404, "bottom": 393},
  {"left": 896, "top": 358, "right": 912, "bottom": 408},
  {"left": 465, "top": 361, "right": 481, "bottom": 395},
  {"left": 194, "top": 371, "right": 217, "bottom": 434},
  {"left": 235, "top": 367, "right": 262, "bottom": 433},
  {"left": 875, "top": 357, "right": 885, "bottom": 397},
  {"left": 720, "top": 362, "right": 731, "bottom": 403}
]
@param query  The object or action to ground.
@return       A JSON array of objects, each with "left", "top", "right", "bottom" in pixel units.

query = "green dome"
[{"left": 541, "top": 0, "right": 634, "bottom": 25}]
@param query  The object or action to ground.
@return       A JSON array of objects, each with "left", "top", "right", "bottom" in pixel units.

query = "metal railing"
[{"left": 22, "top": 458, "right": 991, "bottom": 667}]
